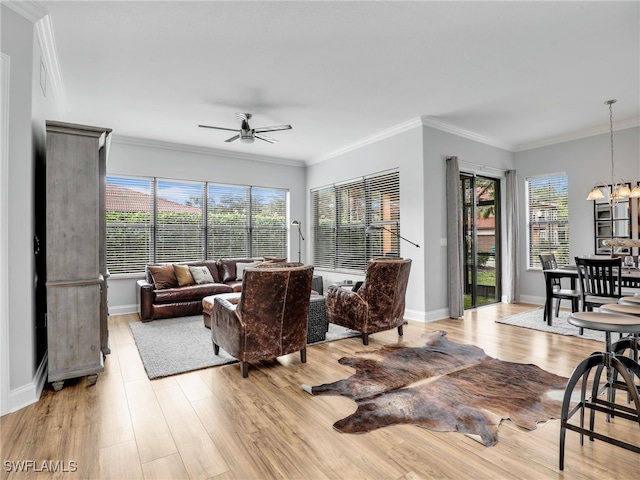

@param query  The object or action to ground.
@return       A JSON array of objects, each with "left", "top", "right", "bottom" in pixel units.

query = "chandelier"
[{"left": 586, "top": 99, "right": 640, "bottom": 206}]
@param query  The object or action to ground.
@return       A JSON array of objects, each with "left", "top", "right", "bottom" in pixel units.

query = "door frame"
[{"left": 460, "top": 172, "right": 502, "bottom": 309}]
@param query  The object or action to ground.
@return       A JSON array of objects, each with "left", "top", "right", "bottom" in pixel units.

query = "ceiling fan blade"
[
  {"left": 198, "top": 124, "right": 239, "bottom": 133},
  {"left": 225, "top": 134, "right": 240, "bottom": 143},
  {"left": 255, "top": 134, "right": 278, "bottom": 144},
  {"left": 254, "top": 125, "right": 292, "bottom": 133}
]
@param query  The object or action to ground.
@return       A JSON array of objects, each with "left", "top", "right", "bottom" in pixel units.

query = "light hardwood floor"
[{"left": 2, "top": 303, "right": 639, "bottom": 479}]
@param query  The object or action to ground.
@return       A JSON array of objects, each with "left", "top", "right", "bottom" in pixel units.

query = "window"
[
  {"left": 106, "top": 176, "right": 288, "bottom": 274},
  {"left": 207, "top": 184, "right": 249, "bottom": 258},
  {"left": 312, "top": 170, "right": 400, "bottom": 272},
  {"left": 156, "top": 179, "right": 205, "bottom": 263},
  {"left": 250, "top": 187, "right": 287, "bottom": 258},
  {"left": 105, "top": 177, "right": 153, "bottom": 275},
  {"left": 526, "top": 173, "right": 569, "bottom": 268}
]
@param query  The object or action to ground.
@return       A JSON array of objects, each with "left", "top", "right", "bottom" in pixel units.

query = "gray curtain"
[
  {"left": 504, "top": 169, "right": 520, "bottom": 303},
  {"left": 446, "top": 156, "right": 464, "bottom": 318}
]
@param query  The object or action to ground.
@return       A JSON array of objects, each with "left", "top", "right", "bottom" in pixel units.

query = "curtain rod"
[{"left": 457, "top": 159, "right": 508, "bottom": 175}]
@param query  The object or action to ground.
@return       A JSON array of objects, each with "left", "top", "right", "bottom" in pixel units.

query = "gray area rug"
[
  {"left": 130, "top": 315, "right": 360, "bottom": 379},
  {"left": 495, "top": 307, "right": 606, "bottom": 342}
]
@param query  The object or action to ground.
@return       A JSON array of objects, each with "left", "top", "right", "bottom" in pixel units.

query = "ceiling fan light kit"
[{"left": 199, "top": 113, "right": 292, "bottom": 145}]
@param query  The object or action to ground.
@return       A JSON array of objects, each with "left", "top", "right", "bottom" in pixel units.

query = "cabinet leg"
[
  {"left": 51, "top": 381, "right": 64, "bottom": 392},
  {"left": 87, "top": 374, "right": 99, "bottom": 386}
]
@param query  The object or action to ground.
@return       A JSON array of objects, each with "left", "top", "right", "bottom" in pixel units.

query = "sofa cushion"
[
  {"left": 190, "top": 265, "right": 214, "bottom": 284},
  {"left": 154, "top": 283, "right": 233, "bottom": 303},
  {"left": 218, "top": 257, "right": 261, "bottom": 283},
  {"left": 173, "top": 264, "right": 195, "bottom": 286},
  {"left": 148, "top": 264, "right": 178, "bottom": 289}
]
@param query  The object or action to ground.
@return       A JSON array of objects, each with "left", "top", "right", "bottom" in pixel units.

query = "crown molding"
[
  {"left": 308, "top": 117, "right": 424, "bottom": 165},
  {"left": 514, "top": 118, "right": 640, "bottom": 152},
  {"left": 35, "top": 13, "right": 68, "bottom": 118},
  {"left": 3, "top": 1, "right": 47, "bottom": 23},
  {"left": 111, "top": 135, "right": 305, "bottom": 167},
  {"left": 420, "top": 116, "right": 515, "bottom": 151}
]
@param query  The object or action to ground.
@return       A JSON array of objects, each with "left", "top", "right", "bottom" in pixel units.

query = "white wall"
[
  {"left": 106, "top": 138, "right": 306, "bottom": 314},
  {"left": 514, "top": 126, "right": 640, "bottom": 305},
  {"left": 1, "top": 4, "right": 58, "bottom": 415}
]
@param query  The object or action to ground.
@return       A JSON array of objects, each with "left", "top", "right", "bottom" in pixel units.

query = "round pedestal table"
[
  {"left": 600, "top": 303, "right": 640, "bottom": 360},
  {"left": 559, "top": 311, "right": 640, "bottom": 470}
]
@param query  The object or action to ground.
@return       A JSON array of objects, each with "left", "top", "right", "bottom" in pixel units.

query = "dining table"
[{"left": 543, "top": 265, "right": 640, "bottom": 325}]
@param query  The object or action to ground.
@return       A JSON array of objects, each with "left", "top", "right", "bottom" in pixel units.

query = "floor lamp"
[
  {"left": 291, "top": 220, "right": 305, "bottom": 262},
  {"left": 365, "top": 225, "right": 420, "bottom": 248}
]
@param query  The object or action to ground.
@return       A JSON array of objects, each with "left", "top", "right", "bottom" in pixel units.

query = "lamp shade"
[
  {"left": 365, "top": 225, "right": 382, "bottom": 234},
  {"left": 586, "top": 187, "right": 605, "bottom": 201}
]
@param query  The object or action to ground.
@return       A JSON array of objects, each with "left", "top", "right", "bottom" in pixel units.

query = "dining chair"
[
  {"left": 575, "top": 256, "right": 622, "bottom": 334},
  {"left": 575, "top": 256, "right": 622, "bottom": 311},
  {"left": 539, "top": 253, "right": 580, "bottom": 318}
]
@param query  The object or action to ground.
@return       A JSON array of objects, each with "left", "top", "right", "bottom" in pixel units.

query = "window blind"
[
  {"left": 312, "top": 187, "right": 336, "bottom": 269},
  {"left": 365, "top": 171, "right": 400, "bottom": 258},
  {"left": 207, "top": 184, "right": 249, "bottom": 258},
  {"left": 156, "top": 179, "right": 205, "bottom": 263},
  {"left": 105, "top": 176, "right": 153, "bottom": 274},
  {"left": 250, "top": 187, "right": 287, "bottom": 258},
  {"left": 526, "top": 173, "right": 570, "bottom": 268},
  {"left": 105, "top": 176, "right": 289, "bottom": 274},
  {"left": 312, "top": 169, "right": 400, "bottom": 272}
]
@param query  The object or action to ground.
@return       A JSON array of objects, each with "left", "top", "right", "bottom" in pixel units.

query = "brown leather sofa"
[
  {"left": 326, "top": 258, "right": 412, "bottom": 345},
  {"left": 137, "top": 257, "right": 262, "bottom": 321},
  {"left": 210, "top": 264, "right": 314, "bottom": 377}
]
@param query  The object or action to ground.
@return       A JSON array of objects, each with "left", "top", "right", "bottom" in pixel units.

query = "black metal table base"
[{"left": 559, "top": 348, "right": 640, "bottom": 470}]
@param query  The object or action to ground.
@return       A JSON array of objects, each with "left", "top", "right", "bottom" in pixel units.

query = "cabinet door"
[{"left": 47, "top": 282, "right": 104, "bottom": 383}]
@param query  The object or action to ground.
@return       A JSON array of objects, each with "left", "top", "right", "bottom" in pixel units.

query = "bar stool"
[
  {"left": 559, "top": 311, "right": 640, "bottom": 470},
  {"left": 619, "top": 296, "right": 640, "bottom": 306}
]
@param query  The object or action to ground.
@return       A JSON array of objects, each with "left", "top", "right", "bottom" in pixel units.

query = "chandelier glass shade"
[{"left": 586, "top": 99, "right": 640, "bottom": 206}]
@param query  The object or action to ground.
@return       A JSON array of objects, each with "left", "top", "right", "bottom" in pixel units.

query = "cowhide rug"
[{"left": 303, "top": 330, "right": 569, "bottom": 446}]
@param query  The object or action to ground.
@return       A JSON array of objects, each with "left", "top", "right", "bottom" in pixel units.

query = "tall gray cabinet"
[{"left": 45, "top": 121, "right": 111, "bottom": 391}]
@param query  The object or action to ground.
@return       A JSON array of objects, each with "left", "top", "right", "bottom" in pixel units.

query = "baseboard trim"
[
  {"left": 6, "top": 352, "right": 47, "bottom": 414},
  {"left": 405, "top": 308, "right": 450, "bottom": 323},
  {"left": 519, "top": 294, "right": 544, "bottom": 307},
  {"left": 108, "top": 304, "right": 137, "bottom": 316}
]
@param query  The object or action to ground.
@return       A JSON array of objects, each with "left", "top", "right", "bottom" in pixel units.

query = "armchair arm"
[
  {"left": 137, "top": 279, "right": 154, "bottom": 321},
  {"left": 326, "top": 285, "right": 367, "bottom": 330},
  {"left": 211, "top": 296, "right": 244, "bottom": 358}
]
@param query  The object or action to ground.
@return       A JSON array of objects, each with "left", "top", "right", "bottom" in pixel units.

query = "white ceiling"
[{"left": 36, "top": 1, "right": 640, "bottom": 164}]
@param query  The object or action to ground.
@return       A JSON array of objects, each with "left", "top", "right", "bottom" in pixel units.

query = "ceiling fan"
[{"left": 198, "top": 113, "right": 292, "bottom": 144}]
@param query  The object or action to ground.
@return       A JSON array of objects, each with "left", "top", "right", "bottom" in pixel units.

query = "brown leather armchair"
[
  {"left": 211, "top": 264, "right": 314, "bottom": 377},
  {"left": 326, "top": 258, "right": 412, "bottom": 345}
]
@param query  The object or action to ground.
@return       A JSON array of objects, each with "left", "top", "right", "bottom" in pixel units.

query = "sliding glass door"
[{"left": 461, "top": 174, "right": 501, "bottom": 308}]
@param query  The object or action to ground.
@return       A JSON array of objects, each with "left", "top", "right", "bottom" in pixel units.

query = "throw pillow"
[
  {"left": 173, "top": 264, "right": 195, "bottom": 286},
  {"left": 147, "top": 264, "right": 178, "bottom": 289},
  {"left": 189, "top": 265, "right": 214, "bottom": 284},
  {"left": 235, "top": 262, "right": 257, "bottom": 280}
]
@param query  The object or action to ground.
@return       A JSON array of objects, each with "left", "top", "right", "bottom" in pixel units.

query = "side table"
[{"left": 307, "top": 295, "right": 328, "bottom": 343}]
